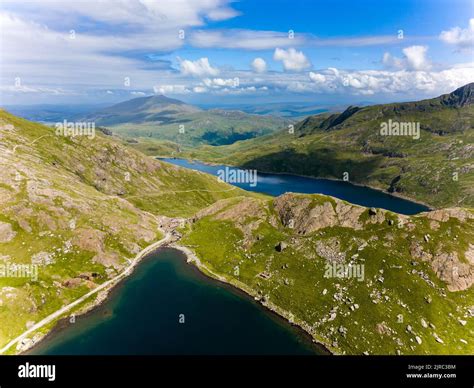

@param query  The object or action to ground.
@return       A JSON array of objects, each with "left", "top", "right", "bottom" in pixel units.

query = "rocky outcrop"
[
  {"left": 425, "top": 208, "right": 474, "bottom": 223},
  {"left": 439, "top": 83, "right": 473, "bottom": 108},
  {"left": 0, "top": 221, "right": 16, "bottom": 243},
  {"left": 410, "top": 241, "right": 474, "bottom": 291},
  {"left": 431, "top": 251, "right": 474, "bottom": 292},
  {"left": 273, "top": 193, "right": 367, "bottom": 234}
]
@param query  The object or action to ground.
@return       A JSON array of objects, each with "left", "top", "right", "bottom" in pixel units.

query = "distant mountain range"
[
  {"left": 178, "top": 83, "right": 474, "bottom": 208},
  {"left": 83, "top": 95, "right": 292, "bottom": 146},
  {"left": 4, "top": 104, "right": 108, "bottom": 124}
]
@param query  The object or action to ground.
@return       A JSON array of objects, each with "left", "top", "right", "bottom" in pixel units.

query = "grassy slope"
[
  {"left": 0, "top": 109, "right": 254, "bottom": 351},
  {"left": 1, "top": 108, "right": 473, "bottom": 356},
  {"left": 181, "top": 195, "right": 474, "bottom": 355},
  {"left": 176, "top": 98, "right": 474, "bottom": 209},
  {"left": 104, "top": 110, "right": 291, "bottom": 147}
]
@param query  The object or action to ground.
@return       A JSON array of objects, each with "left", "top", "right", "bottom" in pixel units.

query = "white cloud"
[
  {"left": 382, "top": 52, "right": 405, "bottom": 70},
  {"left": 203, "top": 78, "right": 237, "bottom": 88},
  {"left": 0, "top": 85, "right": 71, "bottom": 95},
  {"left": 153, "top": 84, "right": 190, "bottom": 95},
  {"left": 192, "top": 86, "right": 207, "bottom": 93},
  {"left": 308, "top": 72, "right": 326, "bottom": 83},
  {"left": 307, "top": 64, "right": 474, "bottom": 96},
  {"left": 190, "top": 29, "right": 305, "bottom": 50},
  {"left": 1, "top": 0, "right": 472, "bottom": 104},
  {"left": 251, "top": 58, "right": 267, "bottom": 73},
  {"left": 273, "top": 48, "right": 311, "bottom": 71},
  {"left": 1, "top": 0, "right": 238, "bottom": 29},
  {"left": 403, "top": 46, "right": 431, "bottom": 71},
  {"left": 179, "top": 57, "right": 220, "bottom": 77},
  {"left": 189, "top": 29, "right": 401, "bottom": 50},
  {"left": 440, "top": 18, "right": 474, "bottom": 51},
  {"left": 382, "top": 46, "right": 431, "bottom": 71},
  {"left": 0, "top": 1, "right": 235, "bottom": 102}
]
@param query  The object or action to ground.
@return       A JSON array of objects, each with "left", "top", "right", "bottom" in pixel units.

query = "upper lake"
[{"left": 160, "top": 158, "right": 430, "bottom": 215}]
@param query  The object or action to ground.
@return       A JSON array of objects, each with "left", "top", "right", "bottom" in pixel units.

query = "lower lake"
[{"left": 31, "top": 248, "right": 322, "bottom": 355}]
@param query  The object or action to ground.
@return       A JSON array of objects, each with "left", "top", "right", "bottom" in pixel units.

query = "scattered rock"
[
  {"left": 433, "top": 333, "right": 444, "bottom": 344},
  {"left": 0, "top": 221, "right": 16, "bottom": 243},
  {"left": 275, "top": 241, "right": 288, "bottom": 252},
  {"left": 376, "top": 322, "right": 391, "bottom": 336}
]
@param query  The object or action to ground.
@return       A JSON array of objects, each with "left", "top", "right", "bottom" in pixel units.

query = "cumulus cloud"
[
  {"left": 251, "top": 58, "right": 267, "bottom": 73},
  {"left": 403, "top": 46, "right": 431, "bottom": 70},
  {"left": 382, "top": 46, "right": 431, "bottom": 71},
  {"left": 440, "top": 18, "right": 474, "bottom": 51},
  {"left": 308, "top": 64, "right": 474, "bottom": 96},
  {"left": 273, "top": 48, "right": 311, "bottom": 71},
  {"left": 203, "top": 78, "right": 237, "bottom": 88},
  {"left": 179, "top": 57, "right": 220, "bottom": 77}
]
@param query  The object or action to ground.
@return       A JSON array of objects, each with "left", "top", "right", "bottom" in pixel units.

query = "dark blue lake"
[
  {"left": 31, "top": 249, "right": 322, "bottom": 355},
  {"left": 161, "top": 158, "right": 429, "bottom": 215}
]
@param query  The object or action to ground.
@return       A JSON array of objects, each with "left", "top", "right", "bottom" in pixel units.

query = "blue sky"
[{"left": 1, "top": 0, "right": 473, "bottom": 106}]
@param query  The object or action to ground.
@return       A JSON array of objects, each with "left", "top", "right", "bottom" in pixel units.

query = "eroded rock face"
[
  {"left": 72, "top": 228, "right": 106, "bottom": 253},
  {"left": 425, "top": 208, "right": 474, "bottom": 223},
  {"left": 0, "top": 221, "right": 16, "bottom": 243},
  {"left": 410, "top": 241, "right": 474, "bottom": 291},
  {"left": 214, "top": 198, "right": 265, "bottom": 223},
  {"left": 431, "top": 251, "right": 474, "bottom": 292},
  {"left": 273, "top": 193, "right": 366, "bottom": 234}
]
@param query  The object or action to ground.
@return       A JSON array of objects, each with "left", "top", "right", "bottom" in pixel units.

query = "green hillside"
[
  {"left": 0, "top": 109, "right": 472, "bottom": 356},
  {"left": 84, "top": 95, "right": 291, "bottom": 146},
  {"left": 180, "top": 194, "right": 474, "bottom": 355},
  {"left": 0, "top": 109, "right": 253, "bottom": 352},
  {"left": 179, "top": 84, "right": 474, "bottom": 209}
]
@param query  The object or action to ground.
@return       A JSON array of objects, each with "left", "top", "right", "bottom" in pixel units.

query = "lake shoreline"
[
  {"left": 18, "top": 235, "right": 173, "bottom": 355},
  {"left": 24, "top": 245, "right": 329, "bottom": 356},
  {"left": 158, "top": 156, "right": 433, "bottom": 212},
  {"left": 171, "top": 244, "right": 334, "bottom": 355}
]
